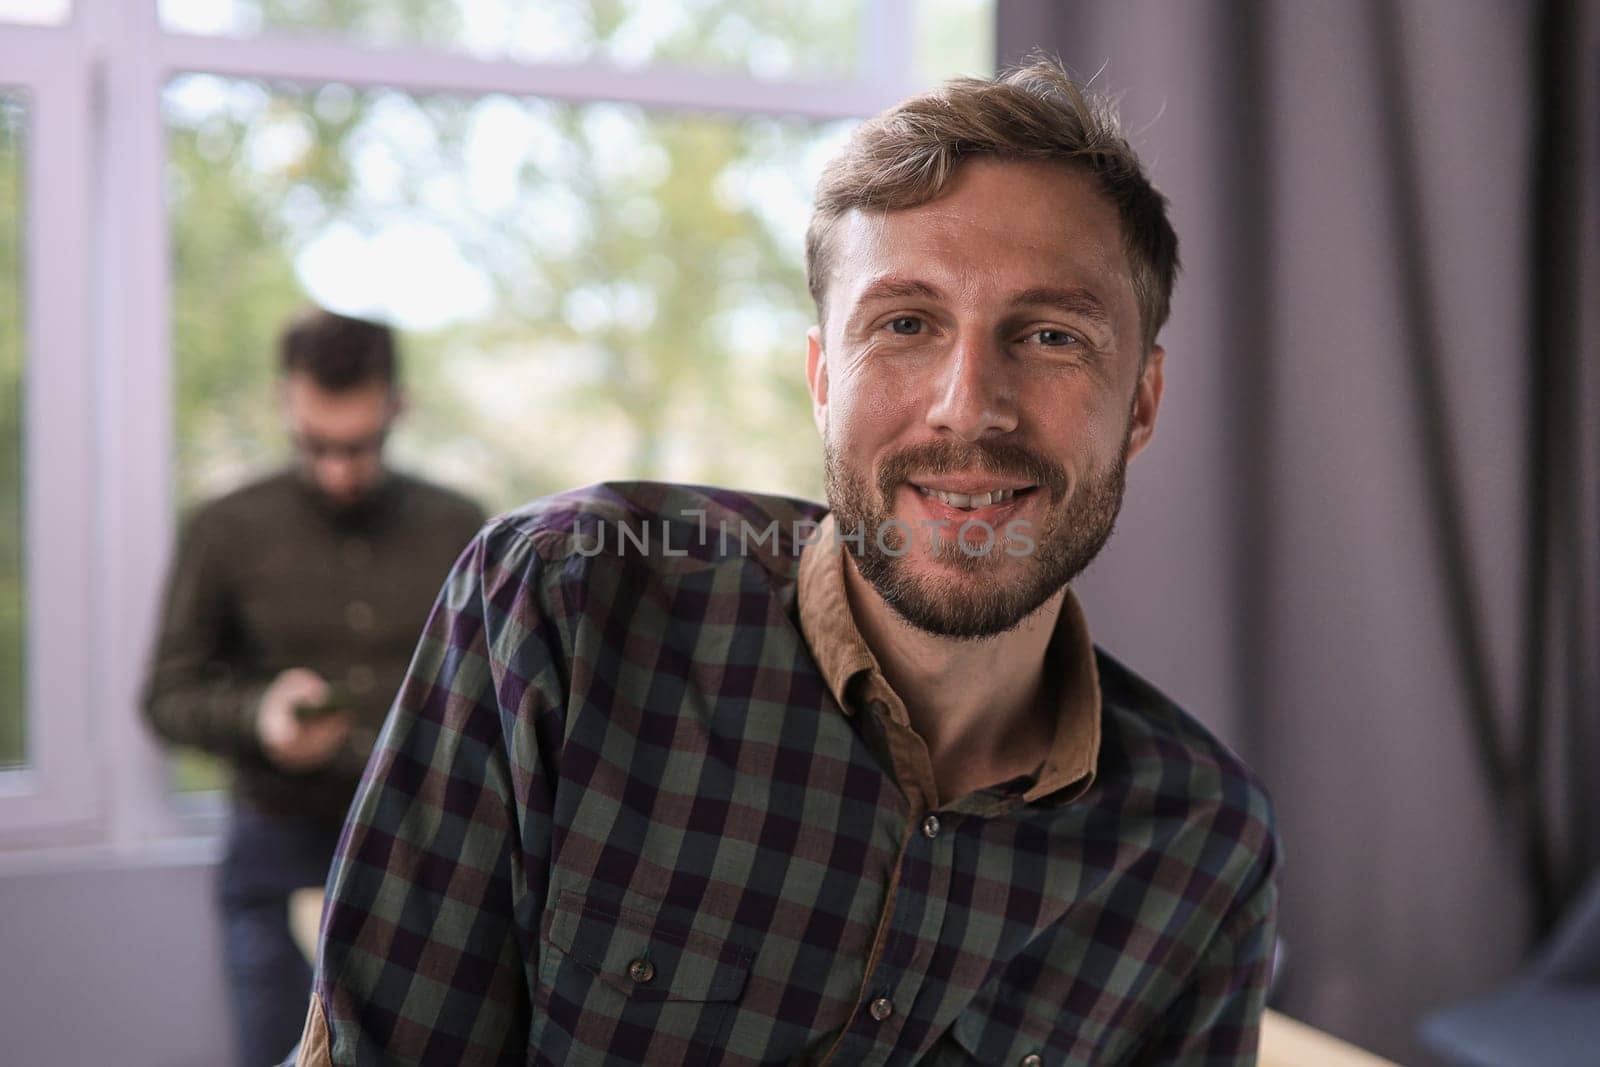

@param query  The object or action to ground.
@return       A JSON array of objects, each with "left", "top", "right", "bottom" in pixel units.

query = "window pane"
[
  {"left": 160, "top": 0, "right": 865, "bottom": 81},
  {"left": 165, "top": 76, "right": 845, "bottom": 788},
  {"left": 0, "top": 0, "right": 69, "bottom": 26},
  {"left": 167, "top": 76, "right": 839, "bottom": 511},
  {"left": 915, "top": 0, "right": 995, "bottom": 83},
  {"left": 0, "top": 92, "right": 27, "bottom": 772}
]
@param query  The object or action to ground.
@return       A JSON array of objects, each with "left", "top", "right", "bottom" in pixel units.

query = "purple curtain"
[{"left": 996, "top": 1, "right": 1600, "bottom": 1061}]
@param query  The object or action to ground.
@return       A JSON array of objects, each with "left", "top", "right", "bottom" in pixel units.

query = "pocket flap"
[{"left": 546, "top": 889, "right": 751, "bottom": 1003}]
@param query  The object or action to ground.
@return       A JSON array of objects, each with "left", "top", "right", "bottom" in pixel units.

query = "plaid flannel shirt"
[{"left": 298, "top": 481, "right": 1278, "bottom": 1066}]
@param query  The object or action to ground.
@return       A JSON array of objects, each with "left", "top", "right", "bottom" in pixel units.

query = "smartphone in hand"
[{"left": 293, "top": 685, "right": 353, "bottom": 724}]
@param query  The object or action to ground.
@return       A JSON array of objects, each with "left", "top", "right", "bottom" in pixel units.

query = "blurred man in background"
[{"left": 141, "top": 307, "right": 485, "bottom": 1067}]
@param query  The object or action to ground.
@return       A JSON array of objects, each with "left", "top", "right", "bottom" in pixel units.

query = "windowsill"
[
  {"left": 169, "top": 787, "right": 230, "bottom": 821},
  {"left": 0, "top": 830, "right": 226, "bottom": 879},
  {"left": 0, "top": 790, "right": 231, "bottom": 878},
  {"left": 0, "top": 767, "right": 39, "bottom": 798}
]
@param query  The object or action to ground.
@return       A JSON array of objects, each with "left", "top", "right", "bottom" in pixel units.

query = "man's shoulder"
[
  {"left": 387, "top": 470, "right": 486, "bottom": 526},
  {"left": 182, "top": 468, "right": 297, "bottom": 531},
  {"left": 487, "top": 481, "right": 829, "bottom": 570},
  {"left": 1091, "top": 648, "right": 1277, "bottom": 869}
]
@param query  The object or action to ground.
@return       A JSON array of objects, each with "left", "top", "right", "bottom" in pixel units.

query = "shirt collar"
[
  {"left": 290, "top": 465, "right": 401, "bottom": 530},
  {"left": 796, "top": 514, "right": 1101, "bottom": 804}
]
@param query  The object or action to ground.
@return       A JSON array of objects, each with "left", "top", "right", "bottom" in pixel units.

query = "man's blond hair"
[{"left": 805, "top": 58, "right": 1179, "bottom": 352}]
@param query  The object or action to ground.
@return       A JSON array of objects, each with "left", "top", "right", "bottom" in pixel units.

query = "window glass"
[
  {"left": 165, "top": 75, "right": 848, "bottom": 788},
  {"left": 0, "top": 92, "right": 27, "bottom": 772},
  {"left": 160, "top": 0, "right": 865, "bottom": 81},
  {"left": 167, "top": 76, "right": 842, "bottom": 510},
  {"left": 915, "top": 0, "right": 995, "bottom": 83},
  {"left": 0, "top": 0, "right": 70, "bottom": 26}
]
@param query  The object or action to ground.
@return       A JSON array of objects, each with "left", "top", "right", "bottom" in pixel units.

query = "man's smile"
[
  {"left": 899, "top": 479, "right": 1042, "bottom": 539},
  {"left": 910, "top": 479, "right": 1039, "bottom": 509}
]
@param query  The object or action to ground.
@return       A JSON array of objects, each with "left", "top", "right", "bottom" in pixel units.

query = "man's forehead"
[
  {"left": 285, "top": 377, "right": 393, "bottom": 426},
  {"left": 850, "top": 156, "right": 1117, "bottom": 226},
  {"left": 827, "top": 163, "right": 1134, "bottom": 314}
]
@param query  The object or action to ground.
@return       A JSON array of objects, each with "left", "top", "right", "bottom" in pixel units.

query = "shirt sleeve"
[
  {"left": 140, "top": 508, "right": 270, "bottom": 761},
  {"left": 305, "top": 522, "right": 560, "bottom": 1065},
  {"left": 1132, "top": 848, "right": 1280, "bottom": 1066}
]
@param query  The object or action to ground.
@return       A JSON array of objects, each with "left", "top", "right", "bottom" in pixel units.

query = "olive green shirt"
[{"left": 141, "top": 467, "right": 485, "bottom": 825}]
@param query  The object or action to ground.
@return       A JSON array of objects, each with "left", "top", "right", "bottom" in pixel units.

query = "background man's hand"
[{"left": 257, "top": 667, "right": 352, "bottom": 773}]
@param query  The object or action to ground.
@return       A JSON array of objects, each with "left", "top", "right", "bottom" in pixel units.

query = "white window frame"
[
  {"left": 0, "top": 0, "right": 927, "bottom": 864},
  {"left": 0, "top": 18, "right": 98, "bottom": 848}
]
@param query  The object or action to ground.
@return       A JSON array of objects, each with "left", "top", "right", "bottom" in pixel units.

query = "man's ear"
[
  {"left": 388, "top": 387, "right": 408, "bottom": 422},
  {"left": 1125, "top": 345, "right": 1165, "bottom": 461},
  {"left": 805, "top": 325, "right": 828, "bottom": 436}
]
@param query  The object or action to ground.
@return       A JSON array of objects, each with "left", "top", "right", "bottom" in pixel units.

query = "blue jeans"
[{"left": 218, "top": 803, "right": 343, "bottom": 1067}]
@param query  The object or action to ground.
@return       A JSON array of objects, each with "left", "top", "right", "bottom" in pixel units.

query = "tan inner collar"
[{"left": 796, "top": 514, "right": 1101, "bottom": 804}]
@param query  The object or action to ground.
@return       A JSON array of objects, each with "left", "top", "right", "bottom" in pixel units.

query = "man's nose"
[{"left": 923, "top": 333, "right": 1019, "bottom": 441}]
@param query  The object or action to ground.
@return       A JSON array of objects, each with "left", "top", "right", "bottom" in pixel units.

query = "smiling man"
[{"left": 296, "top": 61, "right": 1278, "bottom": 1066}]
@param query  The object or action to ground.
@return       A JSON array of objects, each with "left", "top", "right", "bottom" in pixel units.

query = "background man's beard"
[
  {"left": 824, "top": 435, "right": 1130, "bottom": 640},
  {"left": 297, "top": 468, "right": 386, "bottom": 522}
]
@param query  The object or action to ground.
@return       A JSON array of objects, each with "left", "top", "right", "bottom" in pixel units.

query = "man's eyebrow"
[
  {"left": 853, "top": 277, "right": 946, "bottom": 307},
  {"left": 1011, "top": 286, "right": 1113, "bottom": 327}
]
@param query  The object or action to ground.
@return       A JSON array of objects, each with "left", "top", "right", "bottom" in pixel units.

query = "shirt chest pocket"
[{"left": 536, "top": 888, "right": 754, "bottom": 1062}]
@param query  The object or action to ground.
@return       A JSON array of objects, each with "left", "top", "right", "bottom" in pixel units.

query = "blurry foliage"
[
  {"left": 169, "top": 79, "right": 837, "bottom": 514},
  {"left": 0, "top": 94, "right": 25, "bottom": 770},
  {"left": 915, "top": 0, "right": 995, "bottom": 87},
  {"left": 250, "top": 0, "right": 466, "bottom": 42},
  {"left": 168, "top": 0, "right": 862, "bottom": 78}
]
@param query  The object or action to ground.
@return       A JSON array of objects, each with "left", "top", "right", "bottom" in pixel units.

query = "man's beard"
[
  {"left": 824, "top": 427, "right": 1131, "bottom": 640},
  {"left": 296, "top": 468, "right": 389, "bottom": 524}
]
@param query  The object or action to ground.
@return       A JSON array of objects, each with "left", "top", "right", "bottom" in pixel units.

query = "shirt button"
[
  {"left": 1021, "top": 1055, "right": 1043, "bottom": 1067},
  {"left": 346, "top": 664, "right": 376, "bottom": 695},
  {"left": 345, "top": 600, "right": 376, "bottom": 632},
  {"left": 628, "top": 957, "right": 655, "bottom": 983},
  {"left": 922, "top": 814, "right": 941, "bottom": 839},
  {"left": 341, "top": 538, "right": 372, "bottom": 570},
  {"left": 869, "top": 996, "right": 893, "bottom": 1021}
]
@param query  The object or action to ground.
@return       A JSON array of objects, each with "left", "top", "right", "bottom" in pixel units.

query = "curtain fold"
[{"left": 997, "top": 1, "right": 1600, "bottom": 1061}]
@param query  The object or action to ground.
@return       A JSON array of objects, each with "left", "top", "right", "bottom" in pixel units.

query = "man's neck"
[
  {"left": 841, "top": 557, "right": 1063, "bottom": 777},
  {"left": 294, "top": 467, "right": 397, "bottom": 527}
]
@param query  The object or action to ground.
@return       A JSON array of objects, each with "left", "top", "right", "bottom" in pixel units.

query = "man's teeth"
[{"left": 916, "top": 486, "right": 1018, "bottom": 509}]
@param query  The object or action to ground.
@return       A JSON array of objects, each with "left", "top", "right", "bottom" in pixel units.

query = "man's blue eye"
[
  {"left": 1035, "top": 329, "right": 1076, "bottom": 346},
  {"left": 889, "top": 317, "right": 922, "bottom": 335}
]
